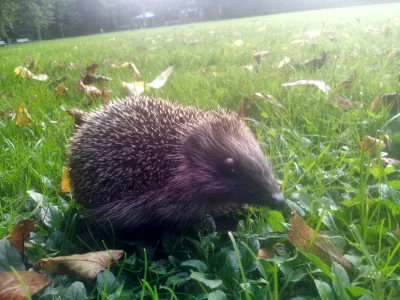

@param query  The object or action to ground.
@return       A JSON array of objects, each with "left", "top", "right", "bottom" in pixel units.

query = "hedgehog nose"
[{"left": 270, "top": 193, "right": 286, "bottom": 210}]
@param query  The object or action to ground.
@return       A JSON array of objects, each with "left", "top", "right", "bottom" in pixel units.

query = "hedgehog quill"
[{"left": 68, "top": 96, "right": 285, "bottom": 233}]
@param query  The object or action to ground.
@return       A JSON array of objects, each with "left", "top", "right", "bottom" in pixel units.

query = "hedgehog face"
[{"left": 182, "top": 123, "right": 285, "bottom": 210}]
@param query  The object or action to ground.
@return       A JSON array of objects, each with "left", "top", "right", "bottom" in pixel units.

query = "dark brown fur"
[{"left": 68, "top": 96, "right": 284, "bottom": 233}]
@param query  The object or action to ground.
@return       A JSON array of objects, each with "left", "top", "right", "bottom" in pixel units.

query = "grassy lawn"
[{"left": 1, "top": 3, "right": 400, "bottom": 299}]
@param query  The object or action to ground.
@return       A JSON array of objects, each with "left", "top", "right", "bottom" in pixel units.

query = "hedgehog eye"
[{"left": 221, "top": 158, "right": 235, "bottom": 176}]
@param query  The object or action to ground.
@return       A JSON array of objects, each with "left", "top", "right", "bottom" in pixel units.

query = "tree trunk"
[
  {"left": 59, "top": 23, "right": 65, "bottom": 38},
  {"left": 36, "top": 26, "right": 42, "bottom": 41}
]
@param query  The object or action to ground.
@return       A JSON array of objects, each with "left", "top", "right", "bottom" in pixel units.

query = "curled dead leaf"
[
  {"left": 10, "top": 219, "right": 34, "bottom": 255},
  {"left": 102, "top": 88, "right": 110, "bottom": 105},
  {"left": 336, "top": 96, "right": 353, "bottom": 111},
  {"left": 335, "top": 72, "right": 356, "bottom": 92},
  {"left": 0, "top": 271, "right": 50, "bottom": 297},
  {"left": 288, "top": 212, "right": 353, "bottom": 275},
  {"left": 148, "top": 66, "right": 174, "bottom": 89},
  {"left": 258, "top": 246, "right": 276, "bottom": 259},
  {"left": 33, "top": 250, "right": 124, "bottom": 281},
  {"left": 370, "top": 92, "right": 383, "bottom": 113},
  {"left": 373, "top": 157, "right": 400, "bottom": 167},
  {"left": 282, "top": 80, "right": 331, "bottom": 94},
  {"left": 52, "top": 76, "right": 67, "bottom": 85},
  {"left": 75, "top": 81, "right": 101, "bottom": 97},
  {"left": 253, "top": 51, "right": 270, "bottom": 64},
  {"left": 359, "top": 135, "right": 390, "bottom": 155},
  {"left": 15, "top": 105, "right": 32, "bottom": 127}
]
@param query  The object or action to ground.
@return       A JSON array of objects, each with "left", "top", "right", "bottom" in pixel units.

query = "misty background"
[{"left": 0, "top": 0, "right": 398, "bottom": 41}]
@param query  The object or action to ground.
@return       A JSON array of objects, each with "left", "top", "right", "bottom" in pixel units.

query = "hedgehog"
[{"left": 68, "top": 96, "right": 285, "bottom": 234}]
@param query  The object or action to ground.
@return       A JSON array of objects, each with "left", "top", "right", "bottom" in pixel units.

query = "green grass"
[{"left": 1, "top": 3, "right": 400, "bottom": 299}]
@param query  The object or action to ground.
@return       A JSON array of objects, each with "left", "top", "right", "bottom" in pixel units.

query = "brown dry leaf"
[
  {"left": 282, "top": 80, "right": 331, "bottom": 94},
  {"left": 336, "top": 96, "right": 353, "bottom": 111},
  {"left": 374, "top": 157, "right": 400, "bottom": 167},
  {"left": 0, "top": 271, "right": 50, "bottom": 296},
  {"left": 288, "top": 212, "right": 353, "bottom": 274},
  {"left": 55, "top": 85, "right": 69, "bottom": 96},
  {"left": 121, "top": 81, "right": 145, "bottom": 97},
  {"left": 253, "top": 50, "right": 270, "bottom": 64},
  {"left": 85, "top": 63, "right": 98, "bottom": 75},
  {"left": 0, "top": 108, "right": 15, "bottom": 120},
  {"left": 335, "top": 72, "right": 356, "bottom": 92},
  {"left": 0, "top": 292, "right": 27, "bottom": 300},
  {"left": 75, "top": 81, "right": 101, "bottom": 97},
  {"left": 237, "top": 93, "right": 283, "bottom": 117},
  {"left": 102, "top": 88, "right": 110, "bottom": 105},
  {"left": 67, "top": 109, "right": 87, "bottom": 126},
  {"left": 60, "top": 167, "right": 71, "bottom": 193},
  {"left": 370, "top": 92, "right": 383, "bottom": 113},
  {"left": 382, "top": 92, "right": 400, "bottom": 113},
  {"left": 148, "top": 66, "right": 174, "bottom": 89},
  {"left": 15, "top": 105, "right": 32, "bottom": 127},
  {"left": 10, "top": 219, "right": 34, "bottom": 255},
  {"left": 359, "top": 135, "right": 390, "bottom": 155},
  {"left": 297, "top": 51, "right": 327, "bottom": 70},
  {"left": 258, "top": 246, "right": 276, "bottom": 259},
  {"left": 52, "top": 76, "right": 67, "bottom": 85},
  {"left": 33, "top": 250, "right": 124, "bottom": 281}
]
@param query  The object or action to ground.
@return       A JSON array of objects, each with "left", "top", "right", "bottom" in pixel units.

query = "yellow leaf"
[
  {"left": 15, "top": 105, "right": 32, "bottom": 127},
  {"left": 61, "top": 167, "right": 71, "bottom": 193},
  {"left": 14, "top": 66, "right": 33, "bottom": 78},
  {"left": 370, "top": 92, "right": 383, "bottom": 113}
]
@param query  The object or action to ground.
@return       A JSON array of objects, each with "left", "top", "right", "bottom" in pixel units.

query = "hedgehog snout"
[{"left": 268, "top": 192, "right": 286, "bottom": 210}]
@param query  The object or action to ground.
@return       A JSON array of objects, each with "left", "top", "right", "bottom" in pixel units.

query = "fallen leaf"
[
  {"left": 258, "top": 246, "right": 276, "bottom": 259},
  {"left": 370, "top": 92, "right": 383, "bottom": 113},
  {"left": 14, "top": 66, "right": 33, "bottom": 78},
  {"left": 0, "top": 271, "right": 50, "bottom": 296},
  {"left": 297, "top": 51, "right": 327, "bottom": 70},
  {"left": 14, "top": 66, "right": 48, "bottom": 81},
  {"left": 31, "top": 74, "right": 48, "bottom": 81},
  {"left": 0, "top": 292, "right": 27, "bottom": 300},
  {"left": 60, "top": 167, "right": 71, "bottom": 193},
  {"left": 234, "top": 40, "right": 244, "bottom": 47},
  {"left": 288, "top": 212, "right": 353, "bottom": 275},
  {"left": 67, "top": 109, "right": 87, "bottom": 126},
  {"left": 282, "top": 80, "right": 331, "bottom": 94},
  {"left": 85, "top": 63, "right": 98, "bottom": 75},
  {"left": 253, "top": 51, "right": 270, "bottom": 64},
  {"left": 33, "top": 250, "right": 124, "bottom": 281},
  {"left": 52, "top": 76, "right": 67, "bottom": 85},
  {"left": 278, "top": 57, "right": 290, "bottom": 69},
  {"left": 335, "top": 72, "right": 356, "bottom": 92},
  {"left": 336, "top": 96, "right": 353, "bottom": 111},
  {"left": 10, "top": 220, "right": 34, "bottom": 255},
  {"left": 254, "top": 93, "right": 283, "bottom": 108},
  {"left": 15, "top": 105, "right": 32, "bottom": 127},
  {"left": 75, "top": 81, "right": 101, "bottom": 97},
  {"left": 121, "top": 81, "right": 146, "bottom": 96},
  {"left": 55, "top": 85, "right": 69, "bottom": 95},
  {"left": 359, "top": 135, "right": 390, "bottom": 155},
  {"left": 148, "top": 66, "right": 174, "bottom": 89},
  {"left": 102, "top": 88, "right": 110, "bottom": 105},
  {"left": 382, "top": 92, "right": 400, "bottom": 113},
  {"left": 374, "top": 157, "right": 400, "bottom": 166},
  {"left": 0, "top": 108, "right": 15, "bottom": 120},
  {"left": 129, "top": 62, "right": 141, "bottom": 81}
]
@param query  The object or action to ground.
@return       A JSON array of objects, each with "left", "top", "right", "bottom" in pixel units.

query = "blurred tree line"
[{"left": 0, "top": 0, "right": 396, "bottom": 41}]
